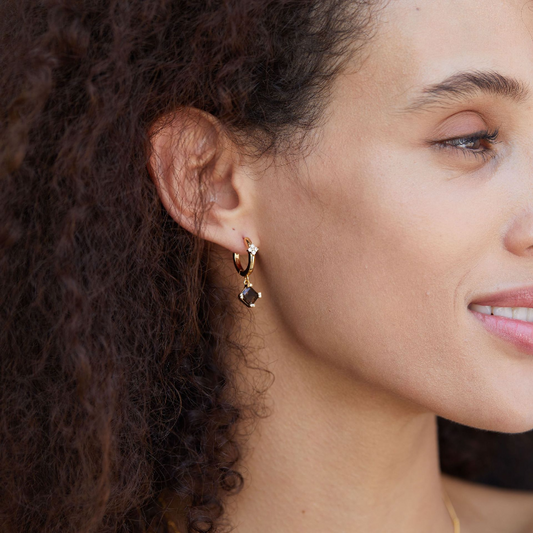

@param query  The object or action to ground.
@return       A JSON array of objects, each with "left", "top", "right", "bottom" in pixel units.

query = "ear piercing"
[{"left": 233, "top": 237, "right": 262, "bottom": 308}]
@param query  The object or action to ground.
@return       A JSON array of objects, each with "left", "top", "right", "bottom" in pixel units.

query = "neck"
[{"left": 226, "top": 335, "right": 454, "bottom": 533}]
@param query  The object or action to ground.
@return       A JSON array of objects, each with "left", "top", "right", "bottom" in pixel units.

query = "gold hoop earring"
[{"left": 233, "top": 236, "right": 262, "bottom": 308}]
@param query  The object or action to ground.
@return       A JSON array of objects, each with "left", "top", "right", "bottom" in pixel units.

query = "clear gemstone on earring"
[
  {"left": 240, "top": 286, "right": 260, "bottom": 307},
  {"left": 247, "top": 243, "right": 258, "bottom": 255}
]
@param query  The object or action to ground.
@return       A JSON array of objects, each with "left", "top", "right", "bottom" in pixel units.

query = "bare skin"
[
  {"left": 162, "top": 474, "right": 533, "bottom": 533},
  {"left": 149, "top": 0, "right": 533, "bottom": 532}
]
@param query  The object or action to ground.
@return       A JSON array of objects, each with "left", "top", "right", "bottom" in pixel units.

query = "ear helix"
[{"left": 233, "top": 236, "right": 262, "bottom": 308}]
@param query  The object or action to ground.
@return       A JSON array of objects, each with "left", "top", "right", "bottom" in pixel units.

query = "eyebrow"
[{"left": 402, "top": 70, "right": 530, "bottom": 113}]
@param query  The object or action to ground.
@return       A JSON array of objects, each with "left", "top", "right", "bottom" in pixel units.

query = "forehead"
[{"left": 346, "top": 0, "right": 533, "bottom": 106}]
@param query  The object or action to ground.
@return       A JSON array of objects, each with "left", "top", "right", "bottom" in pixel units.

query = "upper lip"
[{"left": 470, "top": 286, "right": 533, "bottom": 308}]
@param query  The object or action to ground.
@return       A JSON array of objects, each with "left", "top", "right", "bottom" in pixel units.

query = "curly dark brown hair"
[
  {"left": 0, "top": 1, "right": 381, "bottom": 532},
  {"left": 2, "top": 1, "right": 532, "bottom": 532}
]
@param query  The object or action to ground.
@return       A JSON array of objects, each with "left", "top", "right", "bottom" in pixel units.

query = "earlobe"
[{"left": 147, "top": 107, "right": 259, "bottom": 255}]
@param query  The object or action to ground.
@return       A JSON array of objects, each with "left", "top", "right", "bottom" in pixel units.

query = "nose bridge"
[
  {"left": 501, "top": 129, "right": 533, "bottom": 257},
  {"left": 526, "top": 133, "right": 533, "bottom": 183}
]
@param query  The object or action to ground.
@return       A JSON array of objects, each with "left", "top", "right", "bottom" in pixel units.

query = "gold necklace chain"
[{"left": 442, "top": 485, "right": 461, "bottom": 533}]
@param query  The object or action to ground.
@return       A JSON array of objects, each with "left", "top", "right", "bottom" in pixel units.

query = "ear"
[{"left": 147, "top": 107, "right": 259, "bottom": 255}]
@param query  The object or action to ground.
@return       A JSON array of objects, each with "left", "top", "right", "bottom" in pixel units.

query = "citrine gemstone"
[{"left": 240, "top": 286, "right": 260, "bottom": 307}]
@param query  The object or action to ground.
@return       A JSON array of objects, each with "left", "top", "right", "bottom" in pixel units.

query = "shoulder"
[{"left": 442, "top": 473, "right": 533, "bottom": 533}]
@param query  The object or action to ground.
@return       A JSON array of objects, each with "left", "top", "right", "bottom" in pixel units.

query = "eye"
[{"left": 432, "top": 128, "right": 501, "bottom": 163}]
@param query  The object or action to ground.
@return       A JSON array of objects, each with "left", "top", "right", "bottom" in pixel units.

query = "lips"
[
  {"left": 470, "top": 286, "right": 533, "bottom": 308},
  {"left": 468, "top": 285, "right": 533, "bottom": 356},
  {"left": 468, "top": 310, "right": 533, "bottom": 356}
]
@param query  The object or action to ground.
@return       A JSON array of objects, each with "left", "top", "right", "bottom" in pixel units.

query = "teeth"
[
  {"left": 469, "top": 304, "right": 533, "bottom": 323},
  {"left": 493, "top": 306, "right": 513, "bottom": 319},
  {"left": 513, "top": 307, "right": 528, "bottom": 321}
]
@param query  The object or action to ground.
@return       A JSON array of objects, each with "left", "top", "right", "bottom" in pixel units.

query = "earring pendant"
[{"left": 233, "top": 237, "right": 262, "bottom": 308}]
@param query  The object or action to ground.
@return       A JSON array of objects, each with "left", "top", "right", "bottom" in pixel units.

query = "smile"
[{"left": 469, "top": 304, "right": 533, "bottom": 323}]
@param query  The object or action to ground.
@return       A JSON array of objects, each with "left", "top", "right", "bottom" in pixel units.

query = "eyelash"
[{"left": 433, "top": 128, "right": 501, "bottom": 163}]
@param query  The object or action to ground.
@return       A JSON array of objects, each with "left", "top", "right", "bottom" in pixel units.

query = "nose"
[{"left": 503, "top": 208, "right": 533, "bottom": 257}]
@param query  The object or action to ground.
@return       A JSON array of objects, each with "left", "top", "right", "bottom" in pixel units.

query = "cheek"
[
  {"left": 255, "top": 153, "right": 483, "bottom": 400},
  {"left": 256, "top": 150, "right": 533, "bottom": 431}
]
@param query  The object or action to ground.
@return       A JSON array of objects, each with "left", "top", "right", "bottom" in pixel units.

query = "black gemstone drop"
[{"left": 240, "top": 286, "right": 259, "bottom": 307}]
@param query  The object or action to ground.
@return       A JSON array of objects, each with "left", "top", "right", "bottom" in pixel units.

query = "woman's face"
[{"left": 247, "top": 0, "right": 533, "bottom": 432}]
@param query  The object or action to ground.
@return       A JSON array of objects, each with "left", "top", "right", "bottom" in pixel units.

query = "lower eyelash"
[{"left": 451, "top": 145, "right": 495, "bottom": 163}]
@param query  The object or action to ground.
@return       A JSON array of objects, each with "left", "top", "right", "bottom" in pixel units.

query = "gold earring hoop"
[{"left": 233, "top": 236, "right": 262, "bottom": 308}]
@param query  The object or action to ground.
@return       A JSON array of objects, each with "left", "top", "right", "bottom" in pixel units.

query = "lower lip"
[{"left": 469, "top": 309, "right": 533, "bottom": 356}]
